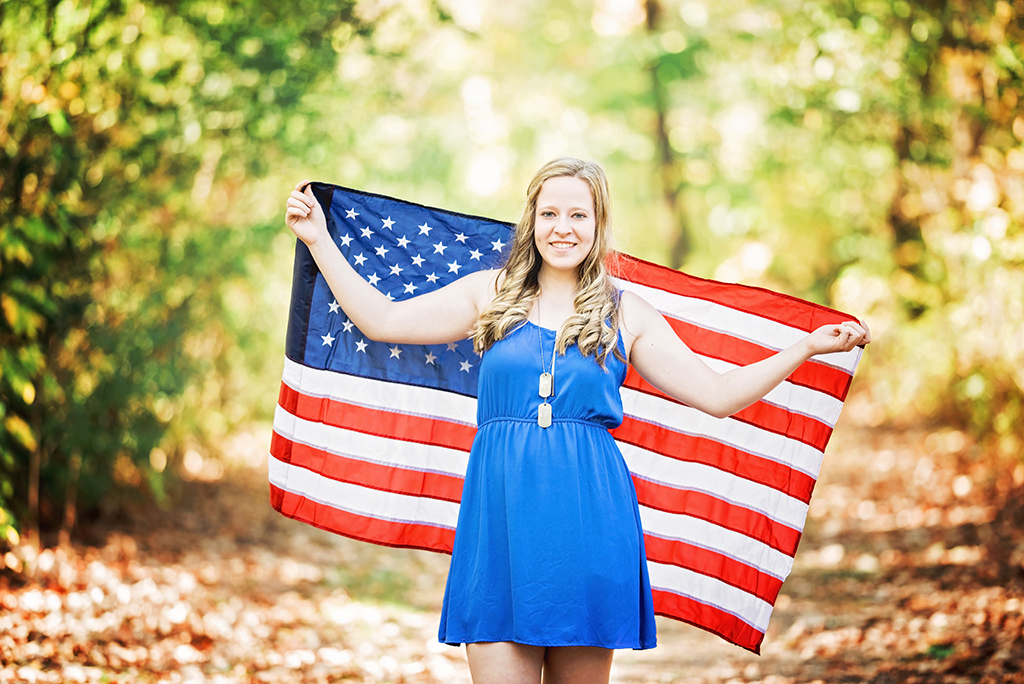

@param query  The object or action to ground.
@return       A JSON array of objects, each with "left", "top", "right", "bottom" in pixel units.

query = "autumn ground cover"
[{"left": 2, "top": 410, "right": 1024, "bottom": 684}]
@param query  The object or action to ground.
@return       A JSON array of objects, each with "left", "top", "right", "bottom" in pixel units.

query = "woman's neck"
[{"left": 535, "top": 266, "right": 579, "bottom": 327}]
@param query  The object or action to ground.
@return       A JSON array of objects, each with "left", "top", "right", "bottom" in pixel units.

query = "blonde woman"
[{"left": 284, "top": 158, "right": 869, "bottom": 684}]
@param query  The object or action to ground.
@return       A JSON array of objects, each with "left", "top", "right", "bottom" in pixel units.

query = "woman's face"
[{"left": 533, "top": 176, "right": 596, "bottom": 275}]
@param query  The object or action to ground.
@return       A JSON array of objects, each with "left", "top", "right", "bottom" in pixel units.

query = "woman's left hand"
[{"left": 805, "top": 320, "right": 871, "bottom": 356}]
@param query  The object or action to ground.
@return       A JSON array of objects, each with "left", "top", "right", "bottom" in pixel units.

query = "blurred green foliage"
[{"left": 1, "top": 0, "right": 1022, "bottom": 541}]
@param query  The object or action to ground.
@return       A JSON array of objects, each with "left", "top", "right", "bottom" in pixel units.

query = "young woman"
[{"left": 284, "top": 158, "right": 869, "bottom": 684}]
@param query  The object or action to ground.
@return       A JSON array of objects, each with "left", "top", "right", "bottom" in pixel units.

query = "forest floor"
[{"left": 3, "top": 415, "right": 1024, "bottom": 683}]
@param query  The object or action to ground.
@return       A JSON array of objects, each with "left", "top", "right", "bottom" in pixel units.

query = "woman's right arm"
[{"left": 286, "top": 180, "right": 495, "bottom": 345}]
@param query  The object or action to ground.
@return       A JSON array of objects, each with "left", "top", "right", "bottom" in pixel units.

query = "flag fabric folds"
[{"left": 269, "top": 182, "right": 863, "bottom": 654}]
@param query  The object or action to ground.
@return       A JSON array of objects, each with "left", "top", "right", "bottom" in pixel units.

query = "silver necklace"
[{"left": 537, "top": 301, "right": 557, "bottom": 428}]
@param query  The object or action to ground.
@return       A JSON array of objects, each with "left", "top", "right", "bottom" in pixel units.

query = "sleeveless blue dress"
[{"left": 438, "top": 321, "right": 657, "bottom": 649}]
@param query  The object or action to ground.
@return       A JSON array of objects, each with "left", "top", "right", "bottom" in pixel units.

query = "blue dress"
[{"left": 438, "top": 321, "right": 657, "bottom": 649}]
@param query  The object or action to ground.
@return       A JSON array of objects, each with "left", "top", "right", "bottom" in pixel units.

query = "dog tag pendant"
[
  {"left": 538, "top": 402, "right": 552, "bottom": 428},
  {"left": 539, "top": 372, "right": 552, "bottom": 399}
]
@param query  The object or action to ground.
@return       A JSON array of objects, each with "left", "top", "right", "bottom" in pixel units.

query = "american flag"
[{"left": 269, "top": 182, "right": 863, "bottom": 653}]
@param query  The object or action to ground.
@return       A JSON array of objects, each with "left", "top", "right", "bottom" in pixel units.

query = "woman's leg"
[
  {"left": 542, "top": 646, "right": 614, "bottom": 684},
  {"left": 466, "top": 642, "right": 546, "bottom": 684}
]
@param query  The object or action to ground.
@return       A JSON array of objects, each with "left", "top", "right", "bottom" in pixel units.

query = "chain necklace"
[{"left": 536, "top": 301, "right": 557, "bottom": 428}]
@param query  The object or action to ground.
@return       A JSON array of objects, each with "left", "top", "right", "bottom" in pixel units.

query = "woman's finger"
[
  {"left": 294, "top": 179, "right": 311, "bottom": 191},
  {"left": 289, "top": 191, "right": 314, "bottom": 209},
  {"left": 286, "top": 198, "right": 311, "bottom": 215}
]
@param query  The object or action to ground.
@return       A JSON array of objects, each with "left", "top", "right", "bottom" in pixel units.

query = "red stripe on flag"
[
  {"left": 657, "top": 318, "right": 852, "bottom": 401},
  {"left": 624, "top": 368, "right": 834, "bottom": 452},
  {"left": 644, "top": 534, "right": 784, "bottom": 605},
  {"left": 270, "top": 483, "right": 456, "bottom": 554},
  {"left": 651, "top": 588, "right": 765, "bottom": 655},
  {"left": 633, "top": 476, "right": 801, "bottom": 557},
  {"left": 279, "top": 382, "right": 476, "bottom": 452},
  {"left": 611, "top": 253, "right": 857, "bottom": 336},
  {"left": 270, "top": 433, "right": 466, "bottom": 503},
  {"left": 612, "top": 417, "right": 817, "bottom": 503}
]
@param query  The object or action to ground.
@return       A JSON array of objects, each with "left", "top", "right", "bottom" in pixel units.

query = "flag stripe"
[
  {"left": 612, "top": 419, "right": 817, "bottom": 502},
  {"left": 270, "top": 431, "right": 465, "bottom": 503},
  {"left": 611, "top": 276, "right": 861, "bottom": 376},
  {"left": 639, "top": 505, "right": 793, "bottom": 580},
  {"left": 643, "top": 534, "right": 784, "bottom": 605},
  {"left": 271, "top": 484, "right": 456, "bottom": 553},
  {"left": 629, "top": 471, "right": 803, "bottom": 554},
  {"left": 653, "top": 315, "right": 855, "bottom": 401},
  {"left": 647, "top": 560, "right": 773, "bottom": 632},
  {"left": 269, "top": 454, "right": 460, "bottom": 529},
  {"left": 278, "top": 382, "right": 476, "bottom": 454},
  {"left": 624, "top": 368, "right": 835, "bottom": 451},
  {"left": 651, "top": 589, "right": 765, "bottom": 654}
]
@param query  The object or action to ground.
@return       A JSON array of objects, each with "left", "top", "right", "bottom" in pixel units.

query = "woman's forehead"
[{"left": 537, "top": 176, "right": 594, "bottom": 209}]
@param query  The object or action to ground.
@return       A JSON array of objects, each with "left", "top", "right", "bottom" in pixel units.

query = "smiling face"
[{"left": 533, "top": 176, "right": 597, "bottom": 276}]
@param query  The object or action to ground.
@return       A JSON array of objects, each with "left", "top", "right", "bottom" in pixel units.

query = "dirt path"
[{"left": 3, "top": 419, "right": 1022, "bottom": 683}]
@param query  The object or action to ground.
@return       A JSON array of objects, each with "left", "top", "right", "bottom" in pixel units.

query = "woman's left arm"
[{"left": 622, "top": 291, "right": 870, "bottom": 419}]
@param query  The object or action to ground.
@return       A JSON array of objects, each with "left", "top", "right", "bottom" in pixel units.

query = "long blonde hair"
[{"left": 471, "top": 158, "right": 623, "bottom": 366}]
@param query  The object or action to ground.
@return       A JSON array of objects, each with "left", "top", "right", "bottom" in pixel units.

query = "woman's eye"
[
  {"left": 540, "top": 211, "right": 555, "bottom": 218},
  {"left": 573, "top": 213, "right": 587, "bottom": 220}
]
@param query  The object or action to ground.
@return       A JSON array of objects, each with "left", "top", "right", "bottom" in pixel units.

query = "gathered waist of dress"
[{"left": 477, "top": 415, "right": 615, "bottom": 430}]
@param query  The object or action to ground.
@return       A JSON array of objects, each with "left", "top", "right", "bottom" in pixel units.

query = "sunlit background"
[{"left": 2, "top": 0, "right": 1023, "bottom": 596}]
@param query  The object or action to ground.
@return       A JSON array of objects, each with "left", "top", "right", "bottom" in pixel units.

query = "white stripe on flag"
[
  {"left": 647, "top": 560, "right": 774, "bottom": 632},
  {"left": 699, "top": 356, "right": 844, "bottom": 426},
  {"left": 620, "top": 444, "right": 808, "bottom": 531},
  {"left": 621, "top": 388, "right": 825, "bottom": 477},
  {"left": 283, "top": 356, "right": 478, "bottom": 426},
  {"left": 269, "top": 454, "right": 461, "bottom": 529},
  {"left": 274, "top": 405, "right": 470, "bottom": 477},
  {"left": 613, "top": 277, "right": 861, "bottom": 375},
  {"left": 639, "top": 505, "right": 795, "bottom": 580}
]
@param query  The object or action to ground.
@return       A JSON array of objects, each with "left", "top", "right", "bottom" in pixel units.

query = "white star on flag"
[
  {"left": 355, "top": 339, "right": 367, "bottom": 353},
  {"left": 342, "top": 319, "right": 354, "bottom": 332},
  {"left": 353, "top": 253, "right": 367, "bottom": 266},
  {"left": 375, "top": 245, "right": 389, "bottom": 258},
  {"left": 418, "top": 222, "right": 432, "bottom": 235},
  {"left": 424, "top": 351, "right": 436, "bottom": 365},
  {"left": 328, "top": 300, "right": 340, "bottom": 314},
  {"left": 389, "top": 345, "right": 402, "bottom": 359},
  {"left": 367, "top": 273, "right": 380, "bottom": 285},
  {"left": 470, "top": 249, "right": 482, "bottom": 261},
  {"left": 382, "top": 217, "right": 395, "bottom": 230},
  {"left": 404, "top": 283, "right": 418, "bottom": 294},
  {"left": 448, "top": 260, "right": 461, "bottom": 274},
  {"left": 426, "top": 273, "right": 439, "bottom": 283},
  {"left": 390, "top": 264, "right": 404, "bottom": 276},
  {"left": 491, "top": 238, "right": 505, "bottom": 251},
  {"left": 345, "top": 208, "right": 359, "bottom": 219},
  {"left": 385, "top": 292, "right": 395, "bottom": 301},
  {"left": 459, "top": 359, "right": 473, "bottom": 372},
  {"left": 397, "top": 236, "right": 411, "bottom": 248},
  {"left": 411, "top": 254, "right": 425, "bottom": 266},
  {"left": 455, "top": 232, "right": 468, "bottom": 243},
  {"left": 360, "top": 227, "right": 373, "bottom": 238},
  {"left": 433, "top": 241, "right": 447, "bottom": 255},
  {"left": 339, "top": 234, "right": 353, "bottom": 247},
  {"left": 446, "top": 342, "right": 458, "bottom": 352},
  {"left": 321, "top": 332, "right": 335, "bottom": 346}
]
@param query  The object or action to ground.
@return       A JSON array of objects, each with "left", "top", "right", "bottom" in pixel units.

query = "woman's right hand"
[{"left": 285, "top": 179, "right": 329, "bottom": 246}]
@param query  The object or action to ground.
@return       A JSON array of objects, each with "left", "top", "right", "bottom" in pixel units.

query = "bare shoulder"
[
  {"left": 619, "top": 290, "right": 661, "bottom": 331},
  {"left": 454, "top": 268, "right": 502, "bottom": 310},
  {"left": 618, "top": 290, "right": 661, "bottom": 361}
]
